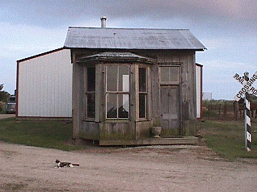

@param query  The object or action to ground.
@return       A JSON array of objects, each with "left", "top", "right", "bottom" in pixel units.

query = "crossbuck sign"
[
  {"left": 234, "top": 71, "right": 257, "bottom": 101},
  {"left": 234, "top": 71, "right": 257, "bottom": 151}
]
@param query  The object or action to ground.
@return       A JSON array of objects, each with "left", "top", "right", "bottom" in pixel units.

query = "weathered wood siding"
[
  {"left": 80, "top": 121, "right": 99, "bottom": 140},
  {"left": 72, "top": 57, "right": 84, "bottom": 139},
  {"left": 72, "top": 50, "right": 198, "bottom": 143},
  {"left": 99, "top": 122, "right": 134, "bottom": 141},
  {"left": 156, "top": 51, "right": 196, "bottom": 135},
  {"left": 135, "top": 121, "right": 152, "bottom": 139}
]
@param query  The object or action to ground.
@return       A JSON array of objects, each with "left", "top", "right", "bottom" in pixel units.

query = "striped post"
[
  {"left": 245, "top": 92, "right": 251, "bottom": 151},
  {"left": 234, "top": 71, "right": 256, "bottom": 151}
]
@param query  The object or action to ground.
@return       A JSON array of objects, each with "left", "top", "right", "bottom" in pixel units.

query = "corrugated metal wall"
[
  {"left": 17, "top": 49, "right": 72, "bottom": 117},
  {"left": 196, "top": 64, "right": 202, "bottom": 118}
]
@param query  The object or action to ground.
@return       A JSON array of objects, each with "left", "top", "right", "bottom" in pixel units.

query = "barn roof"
[
  {"left": 64, "top": 27, "right": 206, "bottom": 51},
  {"left": 17, "top": 48, "right": 64, "bottom": 63}
]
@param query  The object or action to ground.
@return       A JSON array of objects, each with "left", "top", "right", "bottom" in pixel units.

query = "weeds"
[
  {"left": 1, "top": 118, "right": 257, "bottom": 159},
  {"left": 200, "top": 120, "right": 257, "bottom": 160}
]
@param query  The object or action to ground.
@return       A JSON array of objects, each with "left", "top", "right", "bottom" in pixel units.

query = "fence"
[{"left": 202, "top": 100, "right": 257, "bottom": 120}]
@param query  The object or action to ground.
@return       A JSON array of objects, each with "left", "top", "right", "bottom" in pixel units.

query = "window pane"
[
  {"left": 87, "top": 67, "right": 95, "bottom": 91},
  {"left": 170, "top": 67, "right": 179, "bottom": 81},
  {"left": 122, "top": 75, "right": 129, "bottom": 92},
  {"left": 119, "top": 65, "right": 129, "bottom": 92},
  {"left": 139, "top": 93, "right": 146, "bottom": 118},
  {"left": 118, "top": 94, "right": 129, "bottom": 118},
  {"left": 107, "top": 94, "right": 117, "bottom": 118},
  {"left": 107, "top": 66, "right": 117, "bottom": 91},
  {"left": 160, "top": 67, "right": 169, "bottom": 82},
  {"left": 106, "top": 65, "right": 130, "bottom": 119},
  {"left": 87, "top": 93, "right": 95, "bottom": 118},
  {"left": 139, "top": 68, "right": 146, "bottom": 92}
]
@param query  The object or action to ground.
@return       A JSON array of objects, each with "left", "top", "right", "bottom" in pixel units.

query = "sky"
[{"left": 1, "top": 0, "right": 257, "bottom": 100}]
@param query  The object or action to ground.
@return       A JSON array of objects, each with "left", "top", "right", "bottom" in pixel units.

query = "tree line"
[{"left": 0, "top": 84, "right": 10, "bottom": 102}]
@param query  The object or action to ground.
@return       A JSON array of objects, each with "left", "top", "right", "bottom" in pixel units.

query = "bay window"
[
  {"left": 106, "top": 65, "right": 130, "bottom": 119},
  {"left": 139, "top": 67, "right": 147, "bottom": 118},
  {"left": 86, "top": 66, "right": 95, "bottom": 118}
]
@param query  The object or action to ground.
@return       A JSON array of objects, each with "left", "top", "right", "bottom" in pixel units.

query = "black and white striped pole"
[
  {"left": 244, "top": 72, "right": 251, "bottom": 151},
  {"left": 245, "top": 92, "right": 251, "bottom": 151},
  {"left": 234, "top": 71, "right": 257, "bottom": 151}
]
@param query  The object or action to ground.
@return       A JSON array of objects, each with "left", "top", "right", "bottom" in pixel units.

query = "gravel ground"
[{"left": 1, "top": 141, "right": 257, "bottom": 192}]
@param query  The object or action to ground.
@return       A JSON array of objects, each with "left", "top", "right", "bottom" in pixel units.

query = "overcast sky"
[{"left": 1, "top": 0, "right": 257, "bottom": 99}]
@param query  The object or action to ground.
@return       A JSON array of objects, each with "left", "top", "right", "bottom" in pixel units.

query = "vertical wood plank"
[
  {"left": 172, "top": 54, "right": 180, "bottom": 63},
  {"left": 151, "top": 64, "right": 160, "bottom": 119},
  {"left": 99, "top": 63, "right": 105, "bottom": 122},
  {"left": 72, "top": 52, "right": 84, "bottom": 139},
  {"left": 135, "top": 64, "right": 139, "bottom": 121},
  {"left": 157, "top": 54, "right": 165, "bottom": 63},
  {"left": 147, "top": 66, "right": 152, "bottom": 120},
  {"left": 191, "top": 53, "right": 197, "bottom": 119},
  {"left": 130, "top": 64, "right": 136, "bottom": 139},
  {"left": 95, "top": 64, "right": 101, "bottom": 123}
]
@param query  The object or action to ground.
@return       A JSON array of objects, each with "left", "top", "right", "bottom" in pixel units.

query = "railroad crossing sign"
[
  {"left": 234, "top": 71, "right": 257, "bottom": 152},
  {"left": 234, "top": 71, "right": 257, "bottom": 101}
]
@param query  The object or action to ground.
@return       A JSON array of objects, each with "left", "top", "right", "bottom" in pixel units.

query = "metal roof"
[
  {"left": 17, "top": 48, "right": 64, "bottom": 63},
  {"left": 64, "top": 27, "right": 206, "bottom": 50}
]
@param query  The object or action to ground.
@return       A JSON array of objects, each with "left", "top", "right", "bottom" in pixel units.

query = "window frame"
[
  {"left": 159, "top": 64, "right": 181, "bottom": 85},
  {"left": 84, "top": 66, "right": 96, "bottom": 120},
  {"left": 105, "top": 64, "right": 130, "bottom": 120},
  {"left": 138, "top": 66, "right": 148, "bottom": 119}
]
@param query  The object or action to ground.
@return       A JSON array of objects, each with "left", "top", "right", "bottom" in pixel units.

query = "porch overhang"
[{"left": 76, "top": 52, "right": 156, "bottom": 64}]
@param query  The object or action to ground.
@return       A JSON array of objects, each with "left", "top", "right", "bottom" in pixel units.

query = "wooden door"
[{"left": 160, "top": 85, "right": 180, "bottom": 137}]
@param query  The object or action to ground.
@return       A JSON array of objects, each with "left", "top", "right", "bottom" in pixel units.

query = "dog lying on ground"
[{"left": 55, "top": 159, "right": 79, "bottom": 168}]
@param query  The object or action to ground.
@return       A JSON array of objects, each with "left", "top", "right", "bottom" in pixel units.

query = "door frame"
[
  {"left": 158, "top": 64, "right": 182, "bottom": 136},
  {"left": 160, "top": 85, "right": 181, "bottom": 136}
]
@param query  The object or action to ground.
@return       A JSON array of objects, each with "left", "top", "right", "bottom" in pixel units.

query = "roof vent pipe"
[{"left": 101, "top": 16, "right": 107, "bottom": 28}]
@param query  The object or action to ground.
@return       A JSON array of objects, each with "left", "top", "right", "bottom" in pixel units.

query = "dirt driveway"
[{"left": 0, "top": 142, "right": 257, "bottom": 192}]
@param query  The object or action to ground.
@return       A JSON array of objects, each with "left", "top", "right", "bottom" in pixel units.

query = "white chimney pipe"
[{"left": 101, "top": 16, "right": 107, "bottom": 28}]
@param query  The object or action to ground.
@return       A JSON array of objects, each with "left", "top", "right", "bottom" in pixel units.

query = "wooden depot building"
[{"left": 64, "top": 18, "right": 206, "bottom": 145}]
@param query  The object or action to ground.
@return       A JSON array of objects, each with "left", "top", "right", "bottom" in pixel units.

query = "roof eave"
[
  {"left": 63, "top": 46, "right": 206, "bottom": 51},
  {"left": 76, "top": 52, "right": 156, "bottom": 64}
]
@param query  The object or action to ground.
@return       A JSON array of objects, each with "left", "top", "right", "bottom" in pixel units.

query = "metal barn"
[
  {"left": 16, "top": 48, "right": 72, "bottom": 118},
  {"left": 64, "top": 19, "right": 206, "bottom": 145},
  {"left": 196, "top": 63, "right": 203, "bottom": 119}
]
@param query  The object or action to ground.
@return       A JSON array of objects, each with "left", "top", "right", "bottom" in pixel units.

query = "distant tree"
[
  {"left": 250, "top": 94, "right": 257, "bottom": 101},
  {"left": 0, "top": 84, "right": 10, "bottom": 102}
]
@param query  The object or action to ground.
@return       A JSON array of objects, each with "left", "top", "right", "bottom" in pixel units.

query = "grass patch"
[
  {"left": 200, "top": 120, "right": 257, "bottom": 160},
  {"left": 2, "top": 117, "right": 257, "bottom": 159},
  {"left": 0, "top": 118, "right": 83, "bottom": 151}
]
